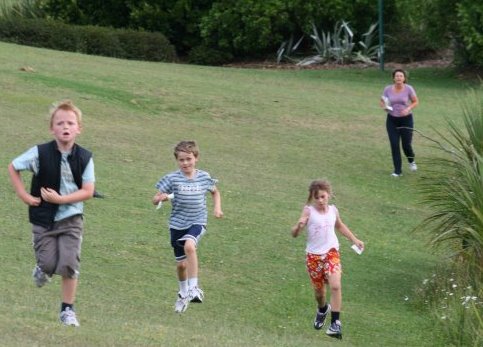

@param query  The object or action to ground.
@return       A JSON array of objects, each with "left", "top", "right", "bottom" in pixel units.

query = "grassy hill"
[{"left": 0, "top": 41, "right": 473, "bottom": 346}]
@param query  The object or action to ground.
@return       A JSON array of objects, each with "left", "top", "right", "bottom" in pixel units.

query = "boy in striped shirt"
[{"left": 153, "top": 141, "right": 223, "bottom": 313}]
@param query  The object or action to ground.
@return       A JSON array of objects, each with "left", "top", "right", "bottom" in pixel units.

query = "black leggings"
[{"left": 386, "top": 114, "right": 415, "bottom": 174}]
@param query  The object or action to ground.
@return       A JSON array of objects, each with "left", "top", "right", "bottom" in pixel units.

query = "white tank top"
[{"left": 305, "top": 205, "right": 339, "bottom": 254}]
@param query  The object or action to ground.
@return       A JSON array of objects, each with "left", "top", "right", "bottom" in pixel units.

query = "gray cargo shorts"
[{"left": 32, "top": 215, "right": 83, "bottom": 278}]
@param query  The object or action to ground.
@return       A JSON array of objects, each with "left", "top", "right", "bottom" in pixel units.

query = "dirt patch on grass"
[
  {"left": 223, "top": 59, "right": 453, "bottom": 71},
  {"left": 223, "top": 58, "right": 483, "bottom": 81}
]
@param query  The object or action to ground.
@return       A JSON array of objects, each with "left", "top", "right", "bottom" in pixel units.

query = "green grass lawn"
[{"left": 0, "top": 42, "right": 475, "bottom": 346}]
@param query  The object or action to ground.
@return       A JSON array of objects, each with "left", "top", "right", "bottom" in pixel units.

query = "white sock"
[
  {"left": 188, "top": 277, "right": 198, "bottom": 289},
  {"left": 179, "top": 280, "right": 188, "bottom": 296}
]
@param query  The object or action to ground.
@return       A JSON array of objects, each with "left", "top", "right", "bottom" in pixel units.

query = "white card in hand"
[{"left": 351, "top": 244, "right": 363, "bottom": 255}]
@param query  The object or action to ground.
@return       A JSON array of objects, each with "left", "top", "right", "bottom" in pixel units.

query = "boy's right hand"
[
  {"left": 152, "top": 192, "right": 168, "bottom": 205},
  {"left": 22, "top": 193, "right": 41, "bottom": 206}
]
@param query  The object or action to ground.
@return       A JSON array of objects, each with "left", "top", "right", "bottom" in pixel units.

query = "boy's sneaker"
[
  {"left": 326, "top": 320, "right": 342, "bottom": 340},
  {"left": 409, "top": 162, "right": 418, "bottom": 172},
  {"left": 60, "top": 307, "right": 80, "bottom": 327},
  {"left": 32, "top": 265, "right": 50, "bottom": 288},
  {"left": 314, "top": 304, "right": 331, "bottom": 330},
  {"left": 174, "top": 292, "right": 189, "bottom": 313},
  {"left": 188, "top": 287, "right": 204, "bottom": 303}
]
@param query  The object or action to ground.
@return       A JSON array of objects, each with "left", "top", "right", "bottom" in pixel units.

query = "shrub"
[
  {"left": 80, "top": 26, "right": 124, "bottom": 57},
  {"left": 199, "top": 0, "right": 377, "bottom": 59},
  {"left": 456, "top": 0, "right": 483, "bottom": 68},
  {"left": 116, "top": 29, "right": 178, "bottom": 62},
  {"left": 187, "top": 45, "right": 233, "bottom": 66},
  {"left": 416, "top": 88, "right": 483, "bottom": 282},
  {"left": 385, "top": 28, "right": 437, "bottom": 63},
  {"left": 0, "top": 17, "right": 177, "bottom": 62}
]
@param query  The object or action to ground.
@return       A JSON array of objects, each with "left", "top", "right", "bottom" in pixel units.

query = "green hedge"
[{"left": 0, "top": 17, "right": 177, "bottom": 62}]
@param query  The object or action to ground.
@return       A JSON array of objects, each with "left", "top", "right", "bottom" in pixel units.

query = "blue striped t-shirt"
[{"left": 155, "top": 169, "right": 218, "bottom": 230}]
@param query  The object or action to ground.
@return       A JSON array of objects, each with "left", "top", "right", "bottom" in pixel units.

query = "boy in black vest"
[{"left": 8, "top": 100, "right": 95, "bottom": 327}]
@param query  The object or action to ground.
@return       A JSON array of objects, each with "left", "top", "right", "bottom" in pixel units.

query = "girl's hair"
[
  {"left": 174, "top": 140, "right": 199, "bottom": 158},
  {"left": 392, "top": 68, "right": 408, "bottom": 83},
  {"left": 306, "top": 179, "right": 332, "bottom": 204},
  {"left": 49, "top": 100, "right": 82, "bottom": 128}
]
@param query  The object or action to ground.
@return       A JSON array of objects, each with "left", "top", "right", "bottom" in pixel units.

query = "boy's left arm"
[
  {"left": 211, "top": 187, "right": 223, "bottom": 218},
  {"left": 335, "top": 214, "right": 364, "bottom": 250},
  {"left": 41, "top": 182, "right": 95, "bottom": 205}
]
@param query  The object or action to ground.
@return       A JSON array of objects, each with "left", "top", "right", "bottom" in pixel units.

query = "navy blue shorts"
[{"left": 170, "top": 224, "right": 206, "bottom": 262}]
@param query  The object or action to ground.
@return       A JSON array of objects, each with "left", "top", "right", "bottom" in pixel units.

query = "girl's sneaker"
[
  {"left": 60, "top": 307, "right": 80, "bottom": 327},
  {"left": 314, "top": 304, "right": 331, "bottom": 330},
  {"left": 326, "top": 320, "right": 342, "bottom": 339}
]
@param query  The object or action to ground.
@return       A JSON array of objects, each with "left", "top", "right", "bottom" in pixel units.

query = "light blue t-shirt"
[
  {"left": 12, "top": 146, "right": 95, "bottom": 221},
  {"left": 155, "top": 169, "right": 217, "bottom": 230}
]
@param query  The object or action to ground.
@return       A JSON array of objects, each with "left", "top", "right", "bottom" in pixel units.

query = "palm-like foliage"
[
  {"left": 417, "top": 89, "right": 483, "bottom": 284},
  {"left": 0, "top": 0, "right": 43, "bottom": 19},
  {"left": 295, "top": 21, "right": 379, "bottom": 67}
]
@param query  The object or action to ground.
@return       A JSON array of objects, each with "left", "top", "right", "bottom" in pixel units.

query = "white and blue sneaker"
[
  {"left": 60, "top": 307, "right": 80, "bottom": 327},
  {"left": 326, "top": 320, "right": 342, "bottom": 339},
  {"left": 32, "top": 265, "right": 50, "bottom": 288},
  {"left": 314, "top": 304, "right": 331, "bottom": 330}
]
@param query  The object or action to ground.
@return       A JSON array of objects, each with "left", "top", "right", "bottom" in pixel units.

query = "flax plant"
[
  {"left": 0, "top": 0, "right": 42, "bottom": 19},
  {"left": 417, "top": 88, "right": 483, "bottom": 285}
]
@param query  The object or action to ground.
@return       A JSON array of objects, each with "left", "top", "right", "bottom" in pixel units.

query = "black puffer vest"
[{"left": 29, "top": 140, "right": 92, "bottom": 228}]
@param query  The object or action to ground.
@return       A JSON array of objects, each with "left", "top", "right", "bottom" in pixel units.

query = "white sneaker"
[
  {"left": 174, "top": 292, "right": 189, "bottom": 313},
  {"left": 409, "top": 162, "right": 418, "bottom": 172},
  {"left": 188, "top": 287, "right": 204, "bottom": 303},
  {"left": 32, "top": 265, "right": 50, "bottom": 288},
  {"left": 60, "top": 308, "right": 80, "bottom": 327},
  {"left": 391, "top": 173, "right": 402, "bottom": 177}
]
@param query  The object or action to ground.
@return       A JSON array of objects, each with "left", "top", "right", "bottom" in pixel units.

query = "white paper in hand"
[
  {"left": 382, "top": 96, "right": 393, "bottom": 111},
  {"left": 351, "top": 244, "right": 363, "bottom": 255},
  {"left": 156, "top": 193, "right": 175, "bottom": 210}
]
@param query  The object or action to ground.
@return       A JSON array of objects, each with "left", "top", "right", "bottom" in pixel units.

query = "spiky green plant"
[
  {"left": 416, "top": 88, "right": 483, "bottom": 285},
  {"left": 276, "top": 34, "right": 304, "bottom": 64},
  {"left": 296, "top": 21, "right": 377, "bottom": 67},
  {"left": 0, "top": 0, "right": 43, "bottom": 19},
  {"left": 354, "top": 22, "right": 379, "bottom": 64}
]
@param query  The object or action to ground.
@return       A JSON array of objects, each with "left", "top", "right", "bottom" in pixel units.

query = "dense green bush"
[
  {"left": 5, "top": 0, "right": 481, "bottom": 67},
  {"left": 0, "top": 17, "right": 177, "bottom": 62},
  {"left": 38, "top": 0, "right": 213, "bottom": 55},
  {"left": 36, "top": 0, "right": 378, "bottom": 60},
  {"left": 37, "top": 0, "right": 131, "bottom": 28},
  {"left": 187, "top": 45, "right": 233, "bottom": 66},
  {"left": 386, "top": 0, "right": 482, "bottom": 68},
  {"left": 199, "top": 0, "right": 377, "bottom": 57},
  {"left": 116, "top": 29, "right": 177, "bottom": 62},
  {"left": 127, "top": 0, "right": 213, "bottom": 55},
  {"left": 456, "top": 0, "right": 483, "bottom": 68}
]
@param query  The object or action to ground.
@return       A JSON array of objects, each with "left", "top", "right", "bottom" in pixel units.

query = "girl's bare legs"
[
  {"left": 328, "top": 271, "right": 342, "bottom": 311},
  {"left": 314, "top": 286, "right": 327, "bottom": 307}
]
